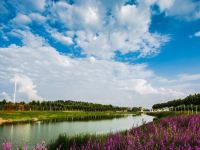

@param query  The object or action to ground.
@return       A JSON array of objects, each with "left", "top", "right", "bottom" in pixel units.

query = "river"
[{"left": 0, "top": 114, "right": 154, "bottom": 149}]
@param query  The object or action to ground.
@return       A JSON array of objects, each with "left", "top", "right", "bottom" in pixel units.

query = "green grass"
[
  {"left": 0, "top": 111, "right": 137, "bottom": 124},
  {"left": 47, "top": 134, "right": 108, "bottom": 150},
  {"left": 47, "top": 130, "right": 128, "bottom": 150}
]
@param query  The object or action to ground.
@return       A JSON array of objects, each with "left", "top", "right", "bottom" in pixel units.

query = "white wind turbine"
[{"left": 13, "top": 77, "right": 17, "bottom": 104}]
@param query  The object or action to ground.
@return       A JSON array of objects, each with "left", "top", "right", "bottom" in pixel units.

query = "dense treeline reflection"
[
  {"left": 43, "top": 115, "right": 123, "bottom": 122},
  {"left": 0, "top": 114, "right": 127, "bottom": 125},
  {"left": 0, "top": 100, "right": 130, "bottom": 112}
]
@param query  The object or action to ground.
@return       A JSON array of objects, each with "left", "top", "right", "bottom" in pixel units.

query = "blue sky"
[
  {"left": 0, "top": 0, "right": 200, "bottom": 107},
  {"left": 149, "top": 14, "right": 200, "bottom": 77}
]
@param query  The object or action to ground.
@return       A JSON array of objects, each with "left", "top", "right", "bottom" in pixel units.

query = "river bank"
[{"left": 0, "top": 111, "right": 139, "bottom": 125}]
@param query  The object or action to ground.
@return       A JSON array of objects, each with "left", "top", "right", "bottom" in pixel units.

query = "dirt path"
[{"left": 0, "top": 118, "right": 7, "bottom": 124}]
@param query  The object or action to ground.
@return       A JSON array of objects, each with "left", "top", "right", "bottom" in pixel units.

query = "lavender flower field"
[{"left": 66, "top": 114, "right": 200, "bottom": 150}]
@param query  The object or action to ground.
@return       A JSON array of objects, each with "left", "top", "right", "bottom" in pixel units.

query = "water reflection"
[{"left": 0, "top": 115, "right": 154, "bottom": 149}]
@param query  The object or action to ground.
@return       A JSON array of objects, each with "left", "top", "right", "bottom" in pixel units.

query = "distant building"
[
  {"left": 141, "top": 107, "right": 150, "bottom": 112},
  {"left": 153, "top": 107, "right": 170, "bottom": 112},
  {"left": 18, "top": 104, "right": 25, "bottom": 111},
  {"left": 162, "top": 107, "right": 169, "bottom": 111}
]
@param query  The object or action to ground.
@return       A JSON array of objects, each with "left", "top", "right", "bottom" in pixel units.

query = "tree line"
[
  {"left": 152, "top": 93, "right": 200, "bottom": 109},
  {"left": 0, "top": 99, "right": 133, "bottom": 112}
]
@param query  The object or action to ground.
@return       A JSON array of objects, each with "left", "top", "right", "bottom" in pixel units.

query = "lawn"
[{"left": 0, "top": 111, "right": 136, "bottom": 124}]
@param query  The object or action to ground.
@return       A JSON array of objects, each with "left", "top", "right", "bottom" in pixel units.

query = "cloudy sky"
[{"left": 0, "top": 0, "right": 200, "bottom": 107}]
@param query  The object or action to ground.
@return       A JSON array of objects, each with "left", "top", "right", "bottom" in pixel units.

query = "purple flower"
[{"left": 2, "top": 140, "right": 12, "bottom": 150}]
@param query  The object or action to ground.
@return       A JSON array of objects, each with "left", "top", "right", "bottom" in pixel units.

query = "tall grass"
[{"left": 48, "top": 134, "right": 108, "bottom": 150}]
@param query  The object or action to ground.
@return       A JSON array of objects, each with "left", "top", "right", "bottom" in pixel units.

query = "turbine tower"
[{"left": 13, "top": 78, "right": 17, "bottom": 104}]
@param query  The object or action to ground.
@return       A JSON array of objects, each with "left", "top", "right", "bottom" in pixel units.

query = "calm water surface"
[{"left": 0, "top": 114, "right": 154, "bottom": 149}]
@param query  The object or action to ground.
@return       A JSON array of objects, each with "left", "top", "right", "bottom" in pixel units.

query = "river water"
[{"left": 0, "top": 114, "right": 154, "bottom": 149}]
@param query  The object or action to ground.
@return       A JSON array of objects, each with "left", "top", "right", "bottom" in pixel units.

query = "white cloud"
[
  {"left": 0, "top": 92, "right": 11, "bottom": 101},
  {"left": 1, "top": 1, "right": 200, "bottom": 108},
  {"left": 52, "top": 0, "right": 104, "bottom": 31},
  {"left": 10, "top": 74, "right": 42, "bottom": 100},
  {"left": 115, "top": 3, "right": 150, "bottom": 30},
  {"left": 10, "top": 0, "right": 46, "bottom": 12},
  {"left": 51, "top": 0, "right": 169, "bottom": 59},
  {"left": 194, "top": 31, "right": 200, "bottom": 37},
  {"left": 178, "top": 74, "right": 200, "bottom": 82},
  {"left": 9, "top": 29, "right": 47, "bottom": 48},
  {"left": 156, "top": 0, "right": 200, "bottom": 20},
  {"left": 47, "top": 29, "right": 74, "bottom": 45},
  {"left": 11, "top": 13, "right": 32, "bottom": 25},
  {"left": 0, "top": 31, "right": 187, "bottom": 107},
  {"left": 132, "top": 79, "right": 158, "bottom": 94},
  {"left": 30, "top": 0, "right": 46, "bottom": 12},
  {"left": 29, "top": 13, "right": 46, "bottom": 22},
  {"left": 194, "top": 11, "right": 200, "bottom": 19},
  {"left": 156, "top": 0, "right": 175, "bottom": 11}
]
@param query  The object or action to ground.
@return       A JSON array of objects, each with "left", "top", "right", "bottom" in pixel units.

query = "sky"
[{"left": 0, "top": 0, "right": 200, "bottom": 108}]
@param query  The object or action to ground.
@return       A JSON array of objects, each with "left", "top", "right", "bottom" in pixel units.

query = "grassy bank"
[{"left": 0, "top": 111, "right": 138, "bottom": 124}]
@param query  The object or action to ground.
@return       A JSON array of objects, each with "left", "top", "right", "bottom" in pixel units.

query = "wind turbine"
[{"left": 13, "top": 78, "right": 17, "bottom": 104}]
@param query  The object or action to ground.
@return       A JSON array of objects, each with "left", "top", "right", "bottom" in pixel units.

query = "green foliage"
[
  {"left": 48, "top": 134, "right": 107, "bottom": 150},
  {"left": 131, "top": 107, "right": 141, "bottom": 112},
  {"left": 0, "top": 99, "right": 129, "bottom": 112},
  {"left": 152, "top": 93, "right": 200, "bottom": 109}
]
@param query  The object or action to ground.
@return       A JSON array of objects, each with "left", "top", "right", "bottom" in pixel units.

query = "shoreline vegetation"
[
  {"left": 44, "top": 111, "right": 200, "bottom": 150},
  {"left": 48, "top": 114, "right": 200, "bottom": 149},
  {"left": 0, "top": 99, "right": 142, "bottom": 125},
  {"left": 0, "top": 111, "right": 139, "bottom": 125}
]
